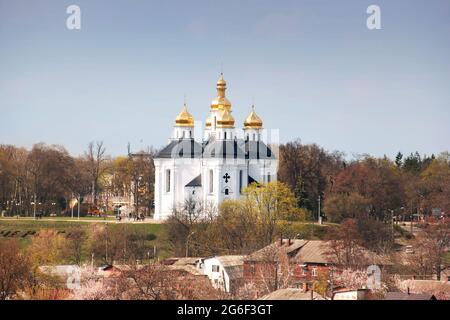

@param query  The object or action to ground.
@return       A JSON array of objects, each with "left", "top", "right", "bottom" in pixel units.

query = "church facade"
[{"left": 153, "top": 74, "right": 277, "bottom": 220}]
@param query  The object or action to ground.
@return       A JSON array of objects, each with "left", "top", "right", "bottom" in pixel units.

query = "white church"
[{"left": 153, "top": 74, "right": 278, "bottom": 220}]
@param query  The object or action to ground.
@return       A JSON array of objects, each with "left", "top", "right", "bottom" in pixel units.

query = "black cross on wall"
[{"left": 223, "top": 173, "right": 230, "bottom": 183}]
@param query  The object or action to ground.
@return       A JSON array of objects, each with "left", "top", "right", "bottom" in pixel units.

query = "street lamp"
[{"left": 318, "top": 195, "right": 322, "bottom": 225}]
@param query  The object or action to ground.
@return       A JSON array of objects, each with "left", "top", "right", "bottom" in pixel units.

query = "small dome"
[
  {"left": 217, "top": 73, "right": 227, "bottom": 87},
  {"left": 216, "top": 108, "right": 235, "bottom": 128},
  {"left": 244, "top": 106, "right": 263, "bottom": 129},
  {"left": 175, "top": 104, "right": 194, "bottom": 127}
]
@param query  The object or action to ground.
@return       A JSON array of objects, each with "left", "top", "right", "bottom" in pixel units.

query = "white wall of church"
[{"left": 154, "top": 158, "right": 202, "bottom": 220}]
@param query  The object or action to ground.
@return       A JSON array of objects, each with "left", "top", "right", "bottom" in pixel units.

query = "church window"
[
  {"left": 165, "top": 169, "right": 171, "bottom": 192},
  {"left": 239, "top": 170, "right": 243, "bottom": 193},
  {"left": 224, "top": 132, "right": 227, "bottom": 139},
  {"left": 209, "top": 170, "right": 214, "bottom": 193},
  {"left": 225, "top": 188, "right": 229, "bottom": 195},
  {"left": 253, "top": 133, "right": 256, "bottom": 141},
  {"left": 267, "top": 173, "right": 271, "bottom": 183}
]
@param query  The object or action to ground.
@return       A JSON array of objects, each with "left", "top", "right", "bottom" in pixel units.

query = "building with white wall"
[
  {"left": 199, "top": 255, "right": 245, "bottom": 293},
  {"left": 153, "top": 74, "right": 278, "bottom": 220}
]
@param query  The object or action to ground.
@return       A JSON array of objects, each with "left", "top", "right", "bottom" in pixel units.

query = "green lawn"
[
  {"left": 276, "top": 220, "right": 330, "bottom": 240},
  {"left": 0, "top": 219, "right": 165, "bottom": 250}
]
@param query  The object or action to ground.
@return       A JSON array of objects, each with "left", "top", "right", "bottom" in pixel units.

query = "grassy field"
[{"left": 0, "top": 219, "right": 165, "bottom": 250}]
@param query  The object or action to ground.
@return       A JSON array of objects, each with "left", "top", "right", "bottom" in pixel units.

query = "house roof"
[
  {"left": 246, "top": 239, "right": 390, "bottom": 266},
  {"left": 216, "top": 255, "right": 245, "bottom": 267},
  {"left": 171, "top": 257, "right": 202, "bottom": 266},
  {"left": 206, "top": 255, "right": 245, "bottom": 281},
  {"left": 246, "top": 239, "right": 308, "bottom": 262},
  {"left": 259, "top": 288, "right": 326, "bottom": 300},
  {"left": 294, "top": 240, "right": 334, "bottom": 264},
  {"left": 384, "top": 292, "right": 436, "bottom": 300},
  {"left": 167, "top": 264, "right": 205, "bottom": 276}
]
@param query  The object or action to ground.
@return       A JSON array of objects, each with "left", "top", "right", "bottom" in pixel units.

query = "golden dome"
[
  {"left": 211, "top": 73, "right": 232, "bottom": 111},
  {"left": 217, "top": 73, "right": 227, "bottom": 86},
  {"left": 175, "top": 104, "right": 194, "bottom": 127},
  {"left": 216, "top": 108, "right": 235, "bottom": 128},
  {"left": 244, "top": 105, "right": 263, "bottom": 129}
]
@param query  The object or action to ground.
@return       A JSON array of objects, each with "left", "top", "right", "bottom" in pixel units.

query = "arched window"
[
  {"left": 225, "top": 188, "right": 229, "bottom": 195},
  {"left": 209, "top": 170, "right": 214, "bottom": 193},
  {"left": 267, "top": 173, "right": 271, "bottom": 183},
  {"left": 224, "top": 132, "right": 227, "bottom": 140},
  {"left": 165, "top": 169, "right": 171, "bottom": 192},
  {"left": 239, "top": 170, "right": 243, "bottom": 193}
]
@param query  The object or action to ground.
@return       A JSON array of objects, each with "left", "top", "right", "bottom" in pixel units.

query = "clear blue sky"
[{"left": 1, "top": 0, "right": 449, "bottom": 158}]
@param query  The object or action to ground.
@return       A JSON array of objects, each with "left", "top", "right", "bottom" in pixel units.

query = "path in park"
[{"left": 0, "top": 217, "right": 161, "bottom": 224}]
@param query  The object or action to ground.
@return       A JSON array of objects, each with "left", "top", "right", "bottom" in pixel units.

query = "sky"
[{"left": 1, "top": 0, "right": 449, "bottom": 158}]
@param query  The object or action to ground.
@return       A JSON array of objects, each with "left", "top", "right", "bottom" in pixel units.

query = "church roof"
[
  {"left": 203, "top": 140, "right": 245, "bottom": 159},
  {"left": 156, "top": 139, "right": 203, "bottom": 159},
  {"left": 156, "top": 138, "right": 275, "bottom": 160},
  {"left": 248, "top": 175, "right": 258, "bottom": 185},
  {"left": 244, "top": 140, "right": 275, "bottom": 160},
  {"left": 185, "top": 175, "right": 202, "bottom": 187}
]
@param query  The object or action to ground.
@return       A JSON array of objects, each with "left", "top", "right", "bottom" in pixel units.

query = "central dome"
[
  {"left": 211, "top": 73, "right": 232, "bottom": 111},
  {"left": 216, "top": 108, "right": 235, "bottom": 128}
]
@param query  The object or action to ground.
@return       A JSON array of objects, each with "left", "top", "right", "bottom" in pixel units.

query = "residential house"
[
  {"left": 259, "top": 288, "right": 326, "bottom": 300},
  {"left": 244, "top": 239, "right": 389, "bottom": 293},
  {"left": 198, "top": 255, "right": 245, "bottom": 294},
  {"left": 384, "top": 291, "right": 437, "bottom": 300}
]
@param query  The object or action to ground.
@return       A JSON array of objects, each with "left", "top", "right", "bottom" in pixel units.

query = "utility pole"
[
  {"left": 391, "top": 210, "right": 394, "bottom": 241},
  {"left": 318, "top": 195, "right": 322, "bottom": 225},
  {"left": 71, "top": 193, "right": 74, "bottom": 219},
  {"left": 33, "top": 193, "right": 36, "bottom": 219},
  {"left": 77, "top": 194, "right": 80, "bottom": 220}
]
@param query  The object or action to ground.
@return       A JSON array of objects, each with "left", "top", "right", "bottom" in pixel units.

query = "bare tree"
[
  {"left": 409, "top": 220, "right": 450, "bottom": 280},
  {"left": 85, "top": 141, "right": 107, "bottom": 206}
]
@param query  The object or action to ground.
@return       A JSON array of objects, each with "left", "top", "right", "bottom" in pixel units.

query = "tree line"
[
  {"left": 0, "top": 142, "right": 155, "bottom": 216},
  {"left": 1, "top": 139, "right": 449, "bottom": 224}
]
